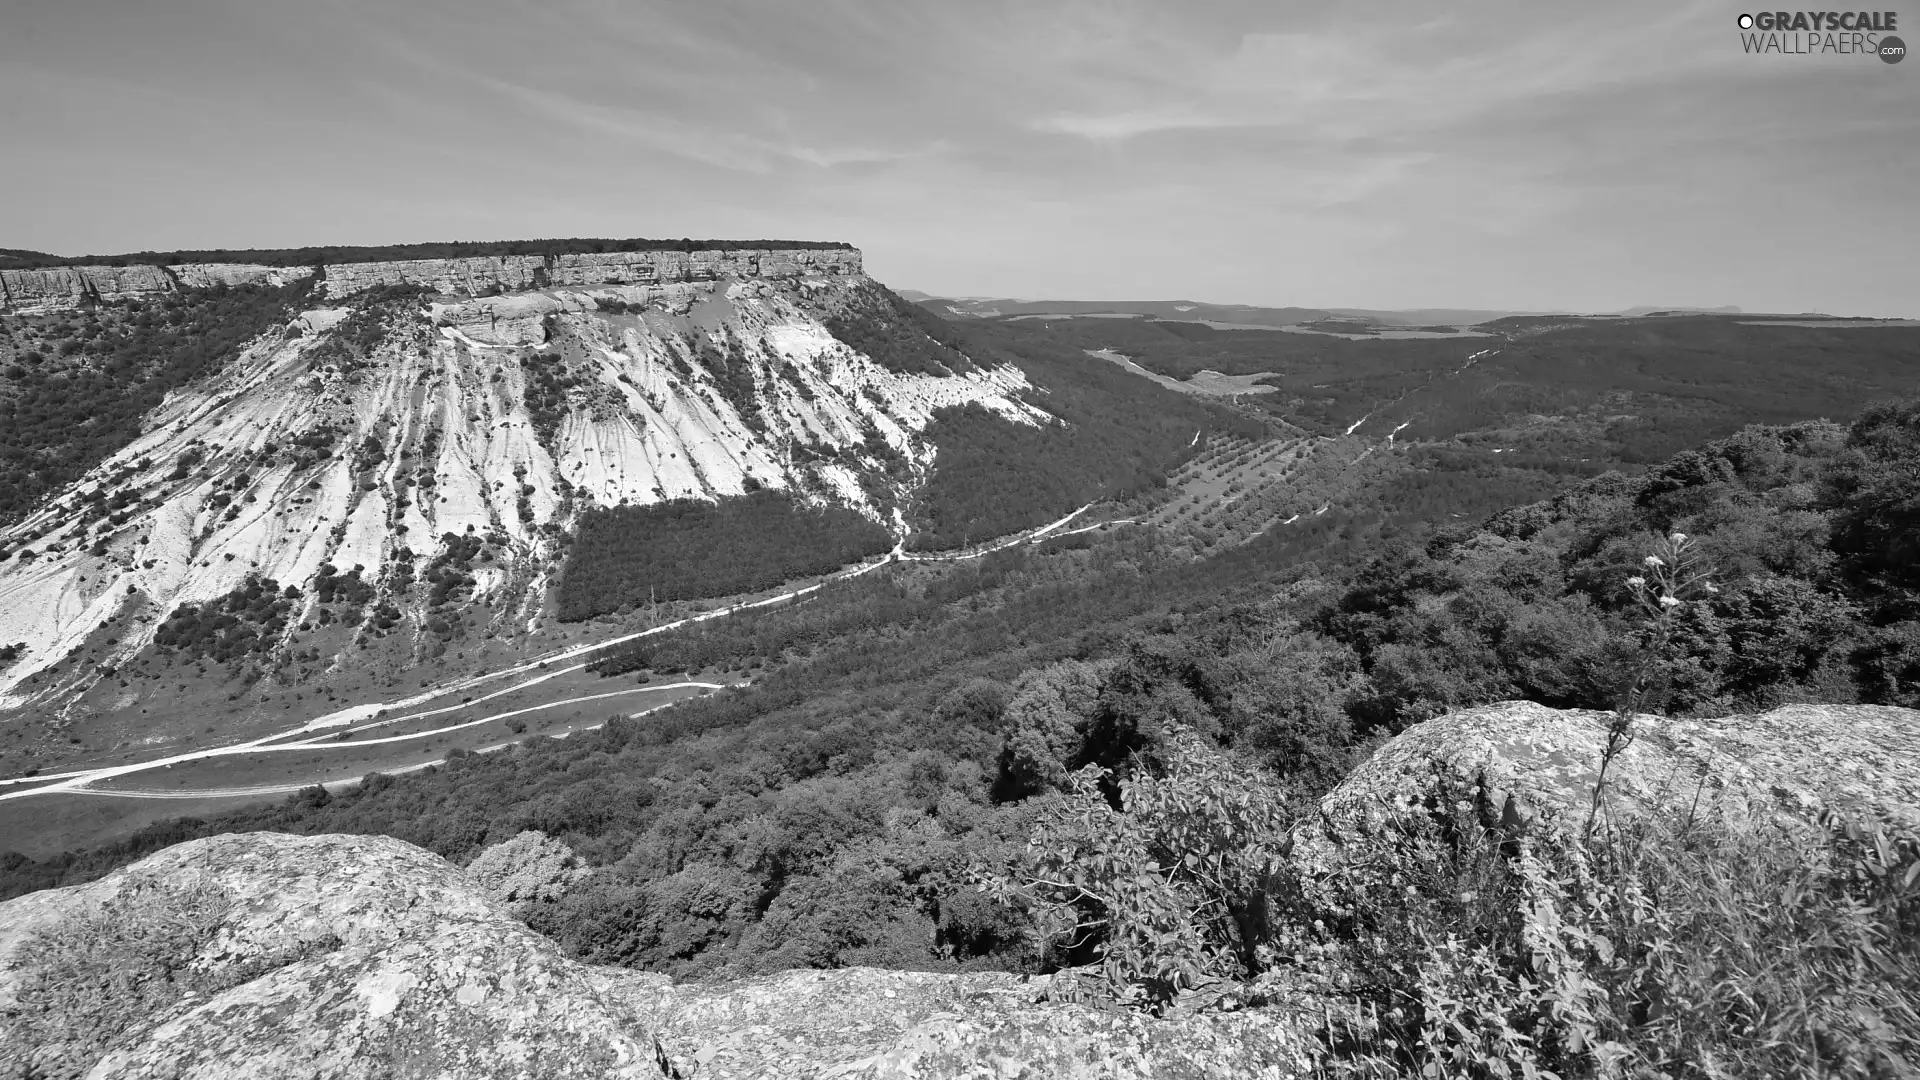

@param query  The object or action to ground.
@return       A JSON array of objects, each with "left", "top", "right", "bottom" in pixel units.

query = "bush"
[
  {"left": 465, "top": 830, "right": 586, "bottom": 918},
  {"left": 1301, "top": 799, "right": 1920, "bottom": 1078},
  {"left": 982, "top": 731, "right": 1295, "bottom": 1009}
]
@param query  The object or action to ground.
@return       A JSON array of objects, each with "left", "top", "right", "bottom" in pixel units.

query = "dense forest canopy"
[
  {"left": 556, "top": 491, "right": 895, "bottom": 621},
  {"left": 0, "top": 238, "right": 856, "bottom": 270},
  {"left": 904, "top": 321, "right": 1264, "bottom": 550}
]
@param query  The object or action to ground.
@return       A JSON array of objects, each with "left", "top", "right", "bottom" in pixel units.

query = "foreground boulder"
[
  {"left": 0, "top": 833, "right": 665, "bottom": 1079},
  {"left": 1296, "top": 699, "right": 1920, "bottom": 878},
  {"left": 0, "top": 832, "right": 1311, "bottom": 1079}
]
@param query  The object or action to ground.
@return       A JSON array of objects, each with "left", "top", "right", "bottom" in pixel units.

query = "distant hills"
[{"left": 896, "top": 291, "right": 1744, "bottom": 326}]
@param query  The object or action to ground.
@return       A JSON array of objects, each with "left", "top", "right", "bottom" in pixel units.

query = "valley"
[
  {"left": 6, "top": 252, "right": 1918, "bottom": 863},
  {"left": 0, "top": 492, "right": 1125, "bottom": 855},
  {"left": 4, "top": 251, "right": 1917, "bottom": 1078}
]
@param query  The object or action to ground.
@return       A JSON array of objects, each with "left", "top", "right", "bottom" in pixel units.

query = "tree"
[
  {"left": 464, "top": 831, "right": 586, "bottom": 917},
  {"left": 982, "top": 732, "right": 1294, "bottom": 1008}
]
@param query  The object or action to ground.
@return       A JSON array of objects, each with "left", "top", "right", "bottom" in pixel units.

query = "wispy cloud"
[{"left": 0, "top": 0, "right": 1911, "bottom": 313}]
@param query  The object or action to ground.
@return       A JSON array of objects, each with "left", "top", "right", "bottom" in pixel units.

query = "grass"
[
  {"left": 2, "top": 871, "right": 232, "bottom": 1078},
  {"left": 2, "top": 868, "right": 345, "bottom": 1077},
  {"left": 1303, "top": 796, "right": 1920, "bottom": 1078}
]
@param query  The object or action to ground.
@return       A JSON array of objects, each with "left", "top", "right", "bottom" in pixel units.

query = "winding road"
[{"left": 0, "top": 502, "right": 1112, "bottom": 804}]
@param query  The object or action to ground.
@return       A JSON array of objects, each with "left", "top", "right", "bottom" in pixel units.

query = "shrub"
[
  {"left": 982, "top": 731, "right": 1295, "bottom": 1009},
  {"left": 465, "top": 830, "right": 587, "bottom": 917},
  {"left": 1303, "top": 798, "right": 1920, "bottom": 1079}
]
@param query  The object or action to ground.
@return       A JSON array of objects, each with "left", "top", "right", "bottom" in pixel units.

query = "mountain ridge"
[{"left": 0, "top": 248, "right": 1053, "bottom": 715}]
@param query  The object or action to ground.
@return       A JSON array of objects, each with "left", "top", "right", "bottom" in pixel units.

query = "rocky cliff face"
[
  {"left": 0, "top": 248, "right": 862, "bottom": 314},
  {"left": 0, "top": 264, "right": 317, "bottom": 314},
  {"left": 0, "top": 831, "right": 1314, "bottom": 1079},
  {"left": 0, "top": 251, "right": 1040, "bottom": 706},
  {"left": 316, "top": 247, "right": 864, "bottom": 299}
]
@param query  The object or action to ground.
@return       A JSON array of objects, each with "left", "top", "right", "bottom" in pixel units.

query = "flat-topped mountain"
[
  {"left": 0, "top": 238, "right": 1235, "bottom": 796},
  {"left": 0, "top": 243, "right": 1018, "bottom": 703}
]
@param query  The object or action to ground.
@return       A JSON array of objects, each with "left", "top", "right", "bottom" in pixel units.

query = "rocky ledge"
[
  {"left": 1290, "top": 699, "right": 1920, "bottom": 905},
  {"left": 0, "top": 831, "right": 1312, "bottom": 1079},
  {"left": 0, "top": 249, "right": 864, "bottom": 313}
]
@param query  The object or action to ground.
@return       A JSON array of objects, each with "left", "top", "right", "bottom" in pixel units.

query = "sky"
[{"left": 1, "top": 0, "right": 1915, "bottom": 314}]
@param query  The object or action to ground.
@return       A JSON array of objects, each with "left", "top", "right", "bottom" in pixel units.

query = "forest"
[
  {"left": 555, "top": 490, "right": 895, "bottom": 620},
  {"left": 821, "top": 283, "right": 975, "bottom": 377},
  {"left": 905, "top": 320, "right": 1264, "bottom": 550},
  {"left": 0, "top": 238, "right": 855, "bottom": 270},
  {"left": 1025, "top": 314, "right": 1920, "bottom": 455}
]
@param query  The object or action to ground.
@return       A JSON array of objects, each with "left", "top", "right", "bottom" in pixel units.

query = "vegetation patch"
[
  {"left": 696, "top": 330, "right": 765, "bottom": 432},
  {"left": 517, "top": 351, "right": 599, "bottom": 447},
  {"left": 0, "top": 280, "right": 311, "bottom": 524},
  {"left": 304, "top": 283, "right": 427, "bottom": 377},
  {"left": 905, "top": 325, "right": 1259, "bottom": 550},
  {"left": 556, "top": 490, "right": 893, "bottom": 619},
  {"left": 824, "top": 283, "right": 975, "bottom": 377},
  {"left": 153, "top": 575, "right": 298, "bottom": 664}
]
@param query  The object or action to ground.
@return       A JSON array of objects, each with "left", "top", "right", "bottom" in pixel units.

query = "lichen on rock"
[{"left": 1292, "top": 698, "right": 1920, "bottom": 888}]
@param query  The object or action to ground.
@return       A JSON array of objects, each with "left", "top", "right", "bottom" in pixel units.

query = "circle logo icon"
[
  {"left": 1881, "top": 35, "right": 1907, "bottom": 63},
  {"left": 1738, "top": 13, "right": 1754, "bottom": 28}
]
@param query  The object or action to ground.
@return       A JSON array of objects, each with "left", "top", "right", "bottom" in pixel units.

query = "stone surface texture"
[
  {"left": 0, "top": 264, "right": 314, "bottom": 313},
  {"left": 0, "top": 250, "right": 860, "bottom": 313},
  {"left": 0, "top": 832, "right": 663, "bottom": 1079},
  {"left": 1295, "top": 700, "right": 1920, "bottom": 881}
]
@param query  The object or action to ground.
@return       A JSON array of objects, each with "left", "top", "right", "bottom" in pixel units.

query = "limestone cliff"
[
  {"left": 0, "top": 264, "right": 316, "bottom": 314},
  {"left": 0, "top": 249, "right": 1039, "bottom": 706},
  {"left": 0, "top": 248, "right": 861, "bottom": 314}
]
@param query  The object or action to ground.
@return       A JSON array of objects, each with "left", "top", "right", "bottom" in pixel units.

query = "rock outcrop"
[
  {"left": 0, "top": 264, "right": 315, "bottom": 314},
  {"left": 0, "top": 833, "right": 665, "bottom": 1079},
  {"left": 317, "top": 248, "right": 863, "bottom": 299},
  {"left": 0, "top": 249, "right": 861, "bottom": 313},
  {"left": 1294, "top": 700, "right": 1920, "bottom": 880},
  {"left": 0, "top": 832, "right": 1313, "bottom": 1079}
]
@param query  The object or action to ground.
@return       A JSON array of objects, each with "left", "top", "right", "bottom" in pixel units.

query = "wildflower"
[
  {"left": 1658, "top": 595, "right": 1681, "bottom": 609},
  {"left": 1644, "top": 555, "right": 1665, "bottom": 567},
  {"left": 1670, "top": 532, "right": 1687, "bottom": 543},
  {"left": 1626, "top": 575, "right": 1646, "bottom": 588},
  {"left": 1705, "top": 582, "right": 1719, "bottom": 594}
]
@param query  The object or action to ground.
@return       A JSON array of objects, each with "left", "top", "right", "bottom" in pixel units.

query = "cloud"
[{"left": 0, "top": 0, "right": 1910, "bottom": 313}]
